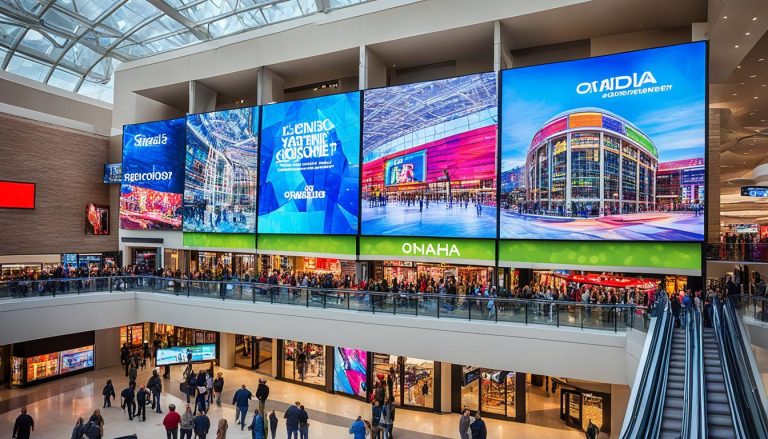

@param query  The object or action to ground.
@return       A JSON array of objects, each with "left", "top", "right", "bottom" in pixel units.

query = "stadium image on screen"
[
  {"left": 361, "top": 73, "right": 498, "bottom": 239},
  {"left": 500, "top": 42, "right": 706, "bottom": 241},
  {"left": 184, "top": 108, "right": 259, "bottom": 233},
  {"left": 120, "top": 118, "right": 185, "bottom": 230},
  {"left": 156, "top": 344, "right": 217, "bottom": 366}
]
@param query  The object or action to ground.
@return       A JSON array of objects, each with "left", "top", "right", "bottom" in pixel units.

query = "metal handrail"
[
  {"left": 683, "top": 307, "right": 706, "bottom": 439},
  {"left": 0, "top": 275, "right": 647, "bottom": 332}
]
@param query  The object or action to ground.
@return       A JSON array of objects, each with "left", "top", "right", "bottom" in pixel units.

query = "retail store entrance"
[
  {"left": 371, "top": 261, "right": 494, "bottom": 291},
  {"left": 235, "top": 335, "right": 271, "bottom": 373}
]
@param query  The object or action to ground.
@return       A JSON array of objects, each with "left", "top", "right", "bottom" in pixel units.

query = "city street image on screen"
[
  {"left": 184, "top": 108, "right": 259, "bottom": 233},
  {"left": 500, "top": 42, "right": 706, "bottom": 241},
  {"left": 361, "top": 73, "right": 498, "bottom": 238}
]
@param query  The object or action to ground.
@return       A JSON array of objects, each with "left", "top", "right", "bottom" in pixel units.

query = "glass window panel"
[
  {"left": 113, "top": 40, "right": 156, "bottom": 58},
  {"left": 19, "top": 30, "right": 65, "bottom": 59},
  {"left": 144, "top": 31, "right": 198, "bottom": 52},
  {"left": 7, "top": 54, "right": 50, "bottom": 82},
  {"left": 0, "top": 21, "right": 26, "bottom": 46},
  {"left": 329, "top": 0, "right": 365, "bottom": 7},
  {"left": 47, "top": 68, "right": 80, "bottom": 91},
  {"left": 208, "top": 15, "right": 246, "bottom": 37},
  {"left": 16, "top": 0, "right": 47, "bottom": 15},
  {"left": 101, "top": 0, "right": 158, "bottom": 32},
  {"left": 58, "top": 0, "right": 116, "bottom": 21},
  {"left": 78, "top": 79, "right": 113, "bottom": 102},
  {"left": 297, "top": 0, "right": 319, "bottom": 14},
  {"left": 237, "top": 10, "right": 267, "bottom": 28},
  {"left": 181, "top": 0, "right": 236, "bottom": 22},
  {"left": 130, "top": 16, "right": 183, "bottom": 42},
  {"left": 262, "top": 0, "right": 303, "bottom": 23},
  {"left": 63, "top": 42, "right": 100, "bottom": 68},
  {"left": 42, "top": 8, "right": 88, "bottom": 35}
]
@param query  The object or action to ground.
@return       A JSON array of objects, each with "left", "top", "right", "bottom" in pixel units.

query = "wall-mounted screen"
[
  {"left": 156, "top": 344, "right": 216, "bottom": 366},
  {"left": 361, "top": 73, "right": 498, "bottom": 239},
  {"left": 500, "top": 42, "right": 706, "bottom": 241},
  {"left": 60, "top": 346, "right": 94, "bottom": 374},
  {"left": 184, "top": 108, "right": 259, "bottom": 234},
  {"left": 742, "top": 186, "right": 768, "bottom": 197},
  {"left": 85, "top": 204, "right": 109, "bottom": 235},
  {"left": 104, "top": 163, "right": 122, "bottom": 184},
  {"left": 120, "top": 118, "right": 185, "bottom": 230},
  {"left": 0, "top": 181, "right": 35, "bottom": 209},
  {"left": 333, "top": 347, "right": 368, "bottom": 397},
  {"left": 26, "top": 353, "right": 59, "bottom": 382},
  {"left": 258, "top": 92, "right": 360, "bottom": 235}
]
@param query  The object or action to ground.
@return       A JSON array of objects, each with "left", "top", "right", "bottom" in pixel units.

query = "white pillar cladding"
[
  {"left": 189, "top": 80, "right": 217, "bottom": 114},
  {"left": 493, "top": 20, "right": 514, "bottom": 72},
  {"left": 95, "top": 327, "right": 122, "bottom": 369},
  {"left": 257, "top": 67, "right": 285, "bottom": 105},
  {"left": 440, "top": 361, "right": 452, "bottom": 413},
  {"left": 219, "top": 332, "right": 236, "bottom": 369},
  {"left": 271, "top": 340, "right": 279, "bottom": 378},
  {"left": 359, "top": 45, "right": 388, "bottom": 90}
]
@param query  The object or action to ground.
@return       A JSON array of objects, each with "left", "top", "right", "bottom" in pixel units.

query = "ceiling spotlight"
[
  {"left": 755, "top": 96, "right": 760, "bottom": 99},
  {"left": 735, "top": 45, "right": 740, "bottom": 48},
  {"left": 746, "top": 32, "right": 752, "bottom": 36},
  {"left": 733, "top": 93, "right": 738, "bottom": 96},
  {"left": 751, "top": 74, "right": 758, "bottom": 78},
  {"left": 753, "top": 17, "right": 758, "bottom": 21},
  {"left": 723, "top": 15, "right": 728, "bottom": 19},
  {"left": 738, "top": 65, "right": 742, "bottom": 69},
  {"left": 759, "top": 59, "right": 766, "bottom": 62}
]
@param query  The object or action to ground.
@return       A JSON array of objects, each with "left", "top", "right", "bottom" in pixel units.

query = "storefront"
[
  {"left": 120, "top": 323, "right": 150, "bottom": 357},
  {"left": 280, "top": 340, "right": 327, "bottom": 388},
  {"left": 456, "top": 366, "right": 518, "bottom": 420},
  {"left": 10, "top": 331, "right": 95, "bottom": 387},
  {"left": 258, "top": 254, "right": 356, "bottom": 284},
  {"left": 372, "top": 354, "right": 437, "bottom": 410},
  {"left": 131, "top": 247, "right": 158, "bottom": 270},
  {"left": 235, "top": 335, "right": 272, "bottom": 372},
  {"left": 188, "top": 250, "right": 256, "bottom": 277},
  {"left": 557, "top": 380, "right": 611, "bottom": 434},
  {"left": 152, "top": 324, "right": 217, "bottom": 348}
]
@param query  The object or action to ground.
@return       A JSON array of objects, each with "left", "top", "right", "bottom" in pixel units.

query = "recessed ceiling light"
[
  {"left": 763, "top": 84, "right": 767, "bottom": 87},
  {"left": 723, "top": 15, "right": 728, "bottom": 19},
  {"left": 741, "top": 82, "right": 746, "bottom": 85},
  {"left": 751, "top": 74, "right": 758, "bottom": 78},
  {"left": 738, "top": 65, "right": 742, "bottom": 69},
  {"left": 746, "top": 32, "right": 752, "bottom": 36},
  {"left": 759, "top": 59, "right": 766, "bottom": 62},
  {"left": 733, "top": 93, "right": 738, "bottom": 96},
  {"left": 753, "top": 17, "right": 758, "bottom": 21},
  {"left": 762, "top": 119, "right": 767, "bottom": 122},
  {"left": 755, "top": 96, "right": 760, "bottom": 99},
  {"left": 735, "top": 45, "right": 740, "bottom": 48}
]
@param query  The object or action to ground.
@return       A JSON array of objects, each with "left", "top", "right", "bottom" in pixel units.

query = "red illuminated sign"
[{"left": 0, "top": 181, "right": 36, "bottom": 209}]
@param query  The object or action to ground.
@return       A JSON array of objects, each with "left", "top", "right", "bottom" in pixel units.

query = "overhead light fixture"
[
  {"left": 759, "top": 59, "right": 766, "bottom": 62},
  {"left": 746, "top": 32, "right": 751, "bottom": 36},
  {"left": 753, "top": 17, "right": 758, "bottom": 21},
  {"left": 738, "top": 65, "right": 742, "bottom": 69},
  {"left": 751, "top": 74, "right": 758, "bottom": 78},
  {"left": 735, "top": 45, "right": 740, "bottom": 48},
  {"left": 755, "top": 96, "right": 760, "bottom": 99},
  {"left": 723, "top": 15, "right": 728, "bottom": 19},
  {"left": 733, "top": 93, "right": 738, "bottom": 96}
]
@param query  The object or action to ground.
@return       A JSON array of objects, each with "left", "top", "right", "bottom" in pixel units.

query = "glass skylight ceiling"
[{"left": 0, "top": 0, "right": 372, "bottom": 103}]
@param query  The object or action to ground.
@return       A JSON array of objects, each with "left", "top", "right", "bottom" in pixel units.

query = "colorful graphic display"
[
  {"left": 184, "top": 108, "right": 259, "bottom": 233},
  {"left": 258, "top": 92, "right": 360, "bottom": 234},
  {"left": 500, "top": 42, "right": 706, "bottom": 241},
  {"left": 156, "top": 344, "right": 216, "bottom": 366},
  {"left": 0, "top": 181, "right": 35, "bottom": 209},
  {"left": 120, "top": 118, "right": 185, "bottom": 230},
  {"left": 60, "top": 346, "right": 94, "bottom": 374},
  {"left": 85, "top": 204, "right": 109, "bottom": 235},
  {"left": 103, "top": 163, "right": 122, "bottom": 184},
  {"left": 334, "top": 347, "right": 368, "bottom": 397},
  {"left": 361, "top": 73, "right": 498, "bottom": 238}
]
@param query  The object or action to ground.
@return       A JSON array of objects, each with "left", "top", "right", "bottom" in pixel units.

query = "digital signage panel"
[
  {"left": 0, "top": 181, "right": 35, "bottom": 209},
  {"left": 120, "top": 118, "right": 185, "bottom": 230},
  {"left": 85, "top": 203, "right": 109, "bottom": 235},
  {"left": 156, "top": 344, "right": 216, "bottom": 366},
  {"left": 742, "top": 186, "right": 768, "bottom": 198},
  {"left": 60, "top": 346, "right": 94, "bottom": 374},
  {"left": 184, "top": 108, "right": 259, "bottom": 233},
  {"left": 500, "top": 42, "right": 706, "bottom": 241},
  {"left": 258, "top": 92, "right": 360, "bottom": 235},
  {"left": 361, "top": 73, "right": 498, "bottom": 239},
  {"left": 104, "top": 163, "right": 122, "bottom": 184},
  {"left": 333, "top": 347, "right": 367, "bottom": 397}
]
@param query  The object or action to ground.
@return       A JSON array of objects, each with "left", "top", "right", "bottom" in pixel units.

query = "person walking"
[
  {"left": 193, "top": 410, "right": 211, "bottom": 439},
  {"left": 232, "top": 384, "right": 252, "bottom": 431},
  {"left": 349, "top": 416, "right": 366, "bottom": 439},
  {"left": 120, "top": 384, "right": 136, "bottom": 421},
  {"left": 216, "top": 419, "right": 228, "bottom": 439},
  {"left": 459, "top": 409, "right": 471, "bottom": 439},
  {"left": 135, "top": 385, "right": 148, "bottom": 421},
  {"left": 180, "top": 405, "right": 194, "bottom": 439},
  {"left": 163, "top": 404, "right": 182, "bottom": 439},
  {"left": 12, "top": 407, "right": 34, "bottom": 439},
  {"left": 586, "top": 419, "right": 599, "bottom": 439},
  {"left": 248, "top": 409, "right": 265, "bottom": 439},
  {"left": 128, "top": 362, "right": 138, "bottom": 388},
  {"left": 268, "top": 410, "right": 277, "bottom": 439},
  {"left": 87, "top": 409, "right": 104, "bottom": 439},
  {"left": 298, "top": 405, "right": 309, "bottom": 439},
  {"left": 255, "top": 379, "right": 270, "bottom": 415},
  {"left": 102, "top": 380, "right": 115, "bottom": 408},
  {"left": 470, "top": 412, "right": 487, "bottom": 439},
  {"left": 213, "top": 373, "right": 224, "bottom": 406},
  {"left": 381, "top": 398, "right": 395, "bottom": 439},
  {"left": 148, "top": 369, "right": 163, "bottom": 413},
  {"left": 206, "top": 372, "right": 214, "bottom": 405},
  {"left": 71, "top": 417, "right": 85, "bottom": 439},
  {"left": 284, "top": 401, "right": 302, "bottom": 439},
  {"left": 196, "top": 388, "right": 208, "bottom": 415}
]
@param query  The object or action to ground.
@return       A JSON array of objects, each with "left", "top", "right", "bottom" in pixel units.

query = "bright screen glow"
[
  {"left": 184, "top": 108, "right": 259, "bottom": 233},
  {"left": 258, "top": 92, "right": 360, "bottom": 235},
  {"left": 334, "top": 347, "right": 368, "bottom": 397},
  {"left": 0, "top": 181, "right": 36, "bottom": 209},
  {"left": 85, "top": 204, "right": 109, "bottom": 235},
  {"left": 499, "top": 42, "right": 706, "bottom": 241},
  {"left": 60, "top": 346, "right": 95, "bottom": 374},
  {"left": 156, "top": 344, "right": 216, "bottom": 366},
  {"left": 361, "top": 73, "right": 498, "bottom": 238},
  {"left": 120, "top": 118, "right": 185, "bottom": 230}
]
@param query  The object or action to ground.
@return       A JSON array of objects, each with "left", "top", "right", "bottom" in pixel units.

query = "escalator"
[
  {"left": 659, "top": 328, "right": 686, "bottom": 438},
  {"left": 702, "top": 326, "right": 735, "bottom": 438}
]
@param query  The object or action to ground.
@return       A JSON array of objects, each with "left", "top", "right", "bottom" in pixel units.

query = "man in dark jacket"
[
  {"left": 232, "top": 384, "right": 252, "bottom": 430},
  {"left": 120, "top": 384, "right": 136, "bottom": 420},
  {"left": 102, "top": 380, "right": 115, "bottom": 408},
  {"left": 12, "top": 407, "right": 34, "bottom": 439},
  {"left": 147, "top": 370, "right": 163, "bottom": 413},
  {"left": 255, "top": 379, "right": 270, "bottom": 415},
  {"left": 213, "top": 373, "right": 224, "bottom": 406},
  {"left": 193, "top": 410, "right": 210, "bottom": 439},
  {"left": 459, "top": 409, "right": 471, "bottom": 439},
  {"left": 135, "top": 385, "right": 148, "bottom": 422},
  {"left": 470, "top": 413, "right": 487, "bottom": 439},
  {"left": 283, "top": 401, "right": 302, "bottom": 439}
]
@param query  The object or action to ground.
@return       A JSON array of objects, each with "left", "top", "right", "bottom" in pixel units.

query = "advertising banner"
[
  {"left": 184, "top": 108, "right": 259, "bottom": 233},
  {"left": 120, "top": 118, "right": 185, "bottom": 230},
  {"left": 333, "top": 347, "right": 368, "bottom": 397},
  {"left": 500, "top": 42, "right": 706, "bottom": 241},
  {"left": 361, "top": 73, "right": 498, "bottom": 239},
  {"left": 156, "top": 344, "right": 216, "bottom": 366},
  {"left": 85, "top": 204, "right": 109, "bottom": 235},
  {"left": 60, "top": 346, "right": 94, "bottom": 374},
  {"left": 258, "top": 92, "right": 360, "bottom": 234},
  {"left": 103, "top": 163, "right": 122, "bottom": 184}
]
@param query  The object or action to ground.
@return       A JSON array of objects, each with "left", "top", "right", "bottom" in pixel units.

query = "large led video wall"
[
  {"left": 120, "top": 118, "right": 185, "bottom": 230},
  {"left": 500, "top": 42, "right": 706, "bottom": 241},
  {"left": 333, "top": 347, "right": 368, "bottom": 397},
  {"left": 361, "top": 73, "right": 498, "bottom": 239},
  {"left": 258, "top": 92, "right": 360, "bottom": 235},
  {"left": 184, "top": 108, "right": 259, "bottom": 233}
]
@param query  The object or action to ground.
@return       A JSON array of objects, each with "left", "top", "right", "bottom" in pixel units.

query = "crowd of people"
[{"left": 717, "top": 232, "right": 768, "bottom": 262}]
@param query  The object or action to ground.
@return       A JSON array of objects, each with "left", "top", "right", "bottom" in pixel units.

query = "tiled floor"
[{"left": 0, "top": 365, "right": 585, "bottom": 438}]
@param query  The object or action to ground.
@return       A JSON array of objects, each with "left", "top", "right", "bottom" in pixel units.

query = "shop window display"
[
  {"left": 460, "top": 366, "right": 516, "bottom": 419},
  {"left": 283, "top": 340, "right": 325, "bottom": 386},
  {"left": 372, "top": 354, "right": 434, "bottom": 409}
]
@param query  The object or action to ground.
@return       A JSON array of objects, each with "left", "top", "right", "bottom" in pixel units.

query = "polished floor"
[{"left": 0, "top": 364, "right": 585, "bottom": 438}]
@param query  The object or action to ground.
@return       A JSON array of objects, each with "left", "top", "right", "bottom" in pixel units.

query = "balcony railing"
[
  {"left": 0, "top": 276, "right": 651, "bottom": 333},
  {"left": 730, "top": 295, "right": 768, "bottom": 323},
  {"left": 706, "top": 243, "right": 768, "bottom": 263}
]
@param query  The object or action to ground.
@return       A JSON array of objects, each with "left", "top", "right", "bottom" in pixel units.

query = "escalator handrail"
[
  {"left": 721, "top": 296, "right": 768, "bottom": 438},
  {"left": 620, "top": 293, "right": 672, "bottom": 439},
  {"left": 683, "top": 307, "right": 706, "bottom": 439}
]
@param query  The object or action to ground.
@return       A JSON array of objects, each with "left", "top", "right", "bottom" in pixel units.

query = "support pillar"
[
  {"left": 219, "top": 332, "right": 236, "bottom": 370},
  {"left": 257, "top": 67, "right": 285, "bottom": 105},
  {"left": 440, "top": 361, "right": 452, "bottom": 413},
  {"left": 493, "top": 20, "right": 513, "bottom": 72},
  {"left": 95, "top": 327, "right": 121, "bottom": 369},
  {"left": 360, "top": 46, "right": 387, "bottom": 90},
  {"left": 189, "top": 80, "right": 217, "bottom": 114},
  {"left": 611, "top": 384, "right": 630, "bottom": 436},
  {"left": 272, "top": 339, "right": 281, "bottom": 378}
]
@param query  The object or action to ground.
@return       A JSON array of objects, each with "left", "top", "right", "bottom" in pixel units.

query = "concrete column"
[
  {"left": 493, "top": 20, "right": 513, "bottom": 71},
  {"left": 691, "top": 22, "right": 708, "bottom": 41},
  {"left": 219, "top": 332, "right": 236, "bottom": 370},
  {"left": 359, "top": 46, "right": 387, "bottom": 90},
  {"left": 707, "top": 109, "right": 723, "bottom": 243},
  {"left": 189, "top": 80, "right": 217, "bottom": 114},
  {"left": 95, "top": 327, "right": 121, "bottom": 370},
  {"left": 440, "top": 361, "right": 452, "bottom": 413},
  {"left": 257, "top": 67, "right": 285, "bottom": 105},
  {"left": 611, "top": 384, "right": 630, "bottom": 435},
  {"left": 271, "top": 340, "right": 280, "bottom": 378}
]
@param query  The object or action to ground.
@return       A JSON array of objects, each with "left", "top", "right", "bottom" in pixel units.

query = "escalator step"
[
  {"left": 661, "top": 419, "right": 683, "bottom": 433},
  {"left": 707, "top": 393, "right": 729, "bottom": 404},
  {"left": 708, "top": 414, "right": 735, "bottom": 427},
  {"left": 666, "top": 398, "right": 684, "bottom": 409},
  {"left": 667, "top": 381, "right": 684, "bottom": 390},
  {"left": 705, "top": 373, "right": 725, "bottom": 383},
  {"left": 704, "top": 366, "right": 723, "bottom": 374},
  {"left": 660, "top": 432, "right": 681, "bottom": 439},
  {"left": 666, "top": 388, "right": 684, "bottom": 399},
  {"left": 707, "top": 402, "right": 731, "bottom": 416},
  {"left": 707, "top": 382, "right": 727, "bottom": 393},
  {"left": 663, "top": 408, "right": 683, "bottom": 421},
  {"left": 669, "top": 369, "right": 684, "bottom": 377},
  {"left": 708, "top": 426, "right": 736, "bottom": 439},
  {"left": 669, "top": 361, "right": 685, "bottom": 369}
]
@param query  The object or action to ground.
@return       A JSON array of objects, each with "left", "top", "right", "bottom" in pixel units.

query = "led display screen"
[
  {"left": 742, "top": 186, "right": 768, "bottom": 197},
  {"left": 60, "top": 346, "right": 94, "bottom": 374},
  {"left": 500, "top": 42, "right": 706, "bottom": 241},
  {"left": 258, "top": 92, "right": 360, "bottom": 234},
  {"left": 85, "top": 204, "right": 109, "bottom": 235},
  {"left": 333, "top": 347, "right": 368, "bottom": 397},
  {"left": 361, "top": 73, "right": 498, "bottom": 238},
  {"left": 184, "top": 108, "right": 259, "bottom": 233},
  {"left": 0, "top": 181, "right": 35, "bottom": 209},
  {"left": 26, "top": 353, "right": 58, "bottom": 382},
  {"left": 120, "top": 118, "right": 185, "bottom": 230},
  {"left": 156, "top": 344, "right": 216, "bottom": 366},
  {"left": 104, "top": 163, "right": 122, "bottom": 184}
]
